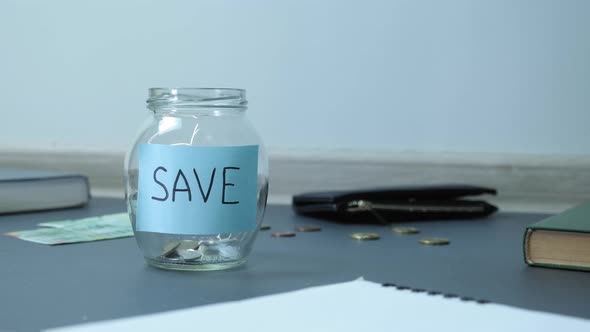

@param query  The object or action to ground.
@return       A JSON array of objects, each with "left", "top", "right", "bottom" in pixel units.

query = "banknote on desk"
[{"left": 4, "top": 213, "right": 133, "bottom": 245}]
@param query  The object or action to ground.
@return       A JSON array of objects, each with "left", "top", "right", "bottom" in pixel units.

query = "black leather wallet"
[{"left": 292, "top": 184, "right": 498, "bottom": 224}]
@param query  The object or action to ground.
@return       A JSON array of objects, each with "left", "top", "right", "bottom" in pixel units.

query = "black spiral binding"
[{"left": 381, "top": 283, "right": 490, "bottom": 304}]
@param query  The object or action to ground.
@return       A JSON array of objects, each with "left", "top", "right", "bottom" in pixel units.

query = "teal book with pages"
[{"left": 524, "top": 202, "right": 590, "bottom": 271}]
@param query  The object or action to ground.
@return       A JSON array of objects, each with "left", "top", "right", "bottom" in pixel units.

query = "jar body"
[{"left": 124, "top": 89, "right": 268, "bottom": 271}]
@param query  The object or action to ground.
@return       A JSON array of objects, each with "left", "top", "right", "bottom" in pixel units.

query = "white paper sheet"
[{"left": 47, "top": 279, "right": 590, "bottom": 332}]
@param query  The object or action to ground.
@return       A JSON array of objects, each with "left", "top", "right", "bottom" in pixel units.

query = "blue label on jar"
[{"left": 137, "top": 144, "right": 259, "bottom": 235}]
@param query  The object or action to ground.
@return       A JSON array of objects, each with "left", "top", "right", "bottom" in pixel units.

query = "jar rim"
[
  {"left": 147, "top": 87, "right": 247, "bottom": 112},
  {"left": 149, "top": 87, "right": 246, "bottom": 94}
]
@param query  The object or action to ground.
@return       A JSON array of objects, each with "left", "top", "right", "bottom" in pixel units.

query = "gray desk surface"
[{"left": 1, "top": 198, "right": 589, "bottom": 331}]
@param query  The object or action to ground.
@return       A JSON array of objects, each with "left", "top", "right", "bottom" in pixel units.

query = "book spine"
[{"left": 523, "top": 228, "right": 533, "bottom": 265}]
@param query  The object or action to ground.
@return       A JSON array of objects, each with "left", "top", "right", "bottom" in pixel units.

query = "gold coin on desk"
[
  {"left": 350, "top": 232, "right": 380, "bottom": 240},
  {"left": 392, "top": 226, "right": 420, "bottom": 235},
  {"left": 296, "top": 225, "right": 321, "bottom": 232},
  {"left": 419, "top": 237, "right": 450, "bottom": 246},
  {"left": 272, "top": 231, "right": 296, "bottom": 238},
  {"left": 260, "top": 224, "right": 271, "bottom": 230}
]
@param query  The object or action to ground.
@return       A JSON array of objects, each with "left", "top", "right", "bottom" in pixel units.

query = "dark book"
[
  {"left": 0, "top": 169, "right": 90, "bottom": 214},
  {"left": 524, "top": 202, "right": 590, "bottom": 271}
]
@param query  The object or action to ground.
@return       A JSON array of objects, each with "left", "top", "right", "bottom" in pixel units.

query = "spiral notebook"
[{"left": 47, "top": 279, "right": 589, "bottom": 331}]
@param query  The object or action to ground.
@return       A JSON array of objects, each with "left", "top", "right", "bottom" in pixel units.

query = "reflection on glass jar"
[{"left": 124, "top": 88, "right": 269, "bottom": 271}]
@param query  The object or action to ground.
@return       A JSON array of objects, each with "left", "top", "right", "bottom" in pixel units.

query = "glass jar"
[{"left": 124, "top": 88, "right": 269, "bottom": 271}]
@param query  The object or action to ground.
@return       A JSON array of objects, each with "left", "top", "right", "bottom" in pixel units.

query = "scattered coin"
[
  {"left": 161, "top": 241, "right": 181, "bottom": 257},
  {"left": 260, "top": 225, "right": 271, "bottom": 230},
  {"left": 295, "top": 225, "right": 321, "bottom": 232},
  {"left": 419, "top": 237, "right": 450, "bottom": 246},
  {"left": 350, "top": 232, "right": 380, "bottom": 240},
  {"left": 272, "top": 232, "right": 296, "bottom": 238},
  {"left": 392, "top": 226, "right": 420, "bottom": 235}
]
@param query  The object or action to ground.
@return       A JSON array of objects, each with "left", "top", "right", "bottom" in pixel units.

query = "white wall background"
[{"left": 0, "top": 0, "right": 588, "bottom": 155}]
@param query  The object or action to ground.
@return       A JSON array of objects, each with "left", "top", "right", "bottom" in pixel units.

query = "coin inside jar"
[
  {"left": 161, "top": 240, "right": 201, "bottom": 260},
  {"left": 161, "top": 241, "right": 181, "bottom": 257},
  {"left": 350, "top": 232, "right": 380, "bottom": 240},
  {"left": 178, "top": 248, "right": 202, "bottom": 261},
  {"left": 176, "top": 240, "right": 200, "bottom": 251},
  {"left": 271, "top": 232, "right": 296, "bottom": 238},
  {"left": 392, "top": 226, "right": 420, "bottom": 235},
  {"left": 295, "top": 225, "right": 321, "bottom": 232},
  {"left": 419, "top": 237, "right": 450, "bottom": 246}
]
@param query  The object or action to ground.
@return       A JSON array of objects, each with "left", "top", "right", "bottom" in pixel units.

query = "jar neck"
[
  {"left": 153, "top": 108, "right": 246, "bottom": 117},
  {"left": 147, "top": 88, "right": 247, "bottom": 117}
]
